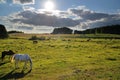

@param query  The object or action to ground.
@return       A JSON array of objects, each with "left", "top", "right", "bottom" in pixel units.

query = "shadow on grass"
[
  {"left": 0, "top": 61, "right": 10, "bottom": 66},
  {"left": 0, "top": 69, "right": 32, "bottom": 79}
]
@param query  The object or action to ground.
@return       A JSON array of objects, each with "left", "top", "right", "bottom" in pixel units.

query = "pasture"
[{"left": 0, "top": 34, "right": 120, "bottom": 80}]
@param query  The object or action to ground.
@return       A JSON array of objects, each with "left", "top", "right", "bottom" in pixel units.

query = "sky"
[{"left": 0, "top": 0, "right": 120, "bottom": 33}]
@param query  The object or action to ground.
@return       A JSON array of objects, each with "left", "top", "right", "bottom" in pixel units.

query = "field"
[{"left": 0, "top": 34, "right": 120, "bottom": 80}]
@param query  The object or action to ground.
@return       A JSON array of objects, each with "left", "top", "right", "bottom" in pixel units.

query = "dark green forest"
[
  {"left": 79, "top": 25, "right": 120, "bottom": 34},
  {"left": 52, "top": 25, "right": 120, "bottom": 34}
]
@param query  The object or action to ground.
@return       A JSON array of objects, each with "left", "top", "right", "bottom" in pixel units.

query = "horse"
[
  {"left": 33, "top": 40, "right": 38, "bottom": 44},
  {"left": 1, "top": 50, "right": 15, "bottom": 61},
  {"left": 11, "top": 54, "right": 32, "bottom": 70}
]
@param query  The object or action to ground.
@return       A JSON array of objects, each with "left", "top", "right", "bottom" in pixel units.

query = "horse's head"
[
  {"left": 1, "top": 50, "right": 15, "bottom": 61},
  {"left": 1, "top": 51, "right": 6, "bottom": 61},
  {"left": 8, "top": 50, "right": 15, "bottom": 55}
]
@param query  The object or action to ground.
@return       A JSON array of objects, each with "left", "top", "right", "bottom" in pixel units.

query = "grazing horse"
[
  {"left": 1, "top": 50, "right": 15, "bottom": 61},
  {"left": 11, "top": 54, "right": 32, "bottom": 70},
  {"left": 33, "top": 40, "right": 38, "bottom": 44}
]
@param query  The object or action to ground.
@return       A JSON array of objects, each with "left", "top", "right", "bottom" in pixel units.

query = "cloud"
[
  {"left": 16, "top": 26, "right": 33, "bottom": 30},
  {"left": 13, "top": 0, "right": 35, "bottom": 5},
  {"left": 67, "top": 6, "right": 120, "bottom": 29},
  {"left": 77, "top": 15, "right": 120, "bottom": 29},
  {"left": 23, "top": 6, "right": 35, "bottom": 11},
  {"left": 69, "top": 6, "right": 117, "bottom": 20},
  {"left": 10, "top": 10, "right": 80, "bottom": 27},
  {"left": 0, "top": 0, "right": 6, "bottom": 3},
  {"left": 1, "top": 5, "right": 120, "bottom": 33}
]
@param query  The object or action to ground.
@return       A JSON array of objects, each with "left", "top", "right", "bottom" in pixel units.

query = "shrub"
[
  {"left": 0, "top": 24, "right": 9, "bottom": 39},
  {"left": 29, "top": 36, "right": 38, "bottom": 40},
  {"left": 29, "top": 36, "right": 46, "bottom": 40},
  {"left": 38, "top": 36, "right": 46, "bottom": 40},
  {"left": 106, "top": 57, "right": 117, "bottom": 61}
]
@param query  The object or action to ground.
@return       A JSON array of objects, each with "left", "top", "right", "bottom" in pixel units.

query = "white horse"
[{"left": 11, "top": 54, "right": 32, "bottom": 70}]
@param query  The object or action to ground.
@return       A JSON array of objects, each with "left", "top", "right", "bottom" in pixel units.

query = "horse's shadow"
[
  {"left": 0, "top": 69, "right": 32, "bottom": 79},
  {"left": 0, "top": 61, "right": 10, "bottom": 66}
]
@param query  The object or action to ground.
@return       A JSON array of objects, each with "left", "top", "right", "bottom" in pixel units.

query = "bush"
[
  {"left": 38, "top": 36, "right": 46, "bottom": 40},
  {"left": 106, "top": 57, "right": 117, "bottom": 61},
  {"left": 29, "top": 36, "right": 46, "bottom": 40},
  {"left": 29, "top": 36, "right": 38, "bottom": 40},
  {"left": 0, "top": 24, "right": 9, "bottom": 39}
]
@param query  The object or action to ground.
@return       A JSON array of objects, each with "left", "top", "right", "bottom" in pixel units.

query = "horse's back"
[{"left": 14, "top": 54, "right": 30, "bottom": 61}]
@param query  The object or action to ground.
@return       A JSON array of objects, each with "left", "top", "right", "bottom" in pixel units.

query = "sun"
[{"left": 44, "top": 1, "right": 55, "bottom": 11}]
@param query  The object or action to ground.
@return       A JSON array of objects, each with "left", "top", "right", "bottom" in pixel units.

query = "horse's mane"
[{"left": 11, "top": 54, "right": 15, "bottom": 63}]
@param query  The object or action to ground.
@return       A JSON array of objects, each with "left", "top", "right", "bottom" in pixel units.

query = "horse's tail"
[
  {"left": 29, "top": 58, "right": 32, "bottom": 69},
  {"left": 11, "top": 55, "right": 15, "bottom": 63}
]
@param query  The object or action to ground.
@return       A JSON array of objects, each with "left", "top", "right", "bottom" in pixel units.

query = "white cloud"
[
  {"left": 68, "top": 6, "right": 120, "bottom": 29},
  {"left": 23, "top": 6, "right": 35, "bottom": 11},
  {"left": 0, "top": 0, "right": 6, "bottom": 3},
  {"left": 10, "top": 10, "right": 79, "bottom": 27},
  {"left": 13, "top": 0, "right": 35, "bottom": 5},
  {"left": 69, "top": 7, "right": 110, "bottom": 20},
  {"left": 1, "top": 5, "right": 120, "bottom": 33}
]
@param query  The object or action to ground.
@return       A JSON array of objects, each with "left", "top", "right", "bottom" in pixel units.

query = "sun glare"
[{"left": 44, "top": 1, "right": 55, "bottom": 11}]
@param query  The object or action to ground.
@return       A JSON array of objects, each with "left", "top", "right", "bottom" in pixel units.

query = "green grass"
[{"left": 0, "top": 34, "right": 120, "bottom": 80}]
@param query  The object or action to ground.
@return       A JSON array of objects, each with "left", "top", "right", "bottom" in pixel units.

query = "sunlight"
[{"left": 44, "top": 1, "right": 55, "bottom": 11}]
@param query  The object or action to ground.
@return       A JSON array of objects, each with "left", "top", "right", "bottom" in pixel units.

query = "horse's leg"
[
  {"left": 1, "top": 54, "right": 5, "bottom": 61},
  {"left": 10, "top": 56, "right": 12, "bottom": 60},
  {"left": 9, "top": 56, "right": 11, "bottom": 61},
  {"left": 30, "top": 62, "right": 32, "bottom": 70},
  {"left": 23, "top": 61, "right": 27, "bottom": 69},
  {"left": 15, "top": 60, "right": 18, "bottom": 69},
  {"left": 29, "top": 60, "right": 32, "bottom": 70}
]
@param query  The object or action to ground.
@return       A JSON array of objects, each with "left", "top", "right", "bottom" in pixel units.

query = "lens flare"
[{"left": 44, "top": 1, "right": 55, "bottom": 11}]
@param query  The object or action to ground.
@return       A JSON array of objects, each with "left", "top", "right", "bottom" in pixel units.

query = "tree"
[
  {"left": 0, "top": 24, "right": 9, "bottom": 39},
  {"left": 52, "top": 27, "right": 73, "bottom": 34}
]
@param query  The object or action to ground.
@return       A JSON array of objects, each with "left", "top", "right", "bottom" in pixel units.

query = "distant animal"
[
  {"left": 11, "top": 54, "right": 32, "bottom": 70},
  {"left": 86, "top": 38, "right": 91, "bottom": 42},
  {"left": 1, "top": 50, "right": 15, "bottom": 61},
  {"left": 33, "top": 40, "right": 38, "bottom": 44}
]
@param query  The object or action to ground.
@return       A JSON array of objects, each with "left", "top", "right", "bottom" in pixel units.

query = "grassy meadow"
[{"left": 0, "top": 34, "right": 120, "bottom": 80}]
